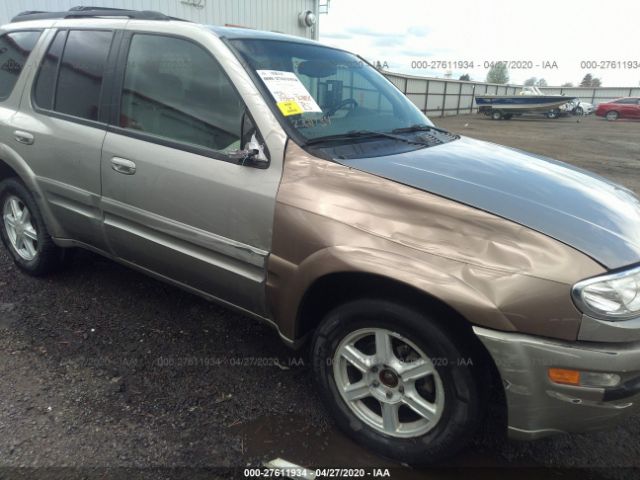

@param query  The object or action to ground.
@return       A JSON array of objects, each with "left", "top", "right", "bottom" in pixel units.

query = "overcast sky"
[{"left": 319, "top": 0, "right": 640, "bottom": 87}]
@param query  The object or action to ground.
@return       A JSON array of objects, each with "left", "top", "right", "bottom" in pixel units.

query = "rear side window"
[
  {"left": 119, "top": 34, "right": 244, "bottom": 154},
  {"left": 56, "top": 30, "right": 113, "bottom": 120},
  {"left": 0, "top": 30, "right": 41, "bottom": 100},
  {"left": 33, "top": 30, "right": 65, "bottom": 109},
  {"left": 33, "top": 29, "right": 113, "bottom": 121}
]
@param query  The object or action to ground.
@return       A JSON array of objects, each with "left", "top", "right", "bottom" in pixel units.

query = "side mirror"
[
  {"left": 232, "top": 110, "right": 269, "bottom": 168},
  {"left": 229, "top": 133, "right": 269, "bottom": 168}
]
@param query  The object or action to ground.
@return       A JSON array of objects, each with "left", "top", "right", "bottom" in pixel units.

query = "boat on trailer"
[{"left": 475, "top": 86, "right": 576, "bottom": 120}]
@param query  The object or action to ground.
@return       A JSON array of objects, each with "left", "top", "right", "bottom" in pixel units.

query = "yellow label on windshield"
[{"left": 277, "top": 100, "right": 304, "bottom": 116}]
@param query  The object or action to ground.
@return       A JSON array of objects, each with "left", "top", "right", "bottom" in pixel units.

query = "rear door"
[
  {"left": 0, "top": 29, "right": 42, "bottom": 166},
  {"left": 11, "top": 26, "right": 120, "bottom": 250},
  {"left": 100, "top": 29, "right": 281, "bottom": 315}
]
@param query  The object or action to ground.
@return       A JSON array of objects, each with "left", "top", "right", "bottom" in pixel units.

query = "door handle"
[
  {"left": 13, "top": 130, "right": 34, "bottom": 145},
  {"left": 111, "top": 157, "right": 136, "bottom": 175}
]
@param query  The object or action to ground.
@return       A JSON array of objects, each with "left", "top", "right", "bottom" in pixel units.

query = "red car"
[{"left": 596, "top": 97, "right": 640, "bottom": 121}]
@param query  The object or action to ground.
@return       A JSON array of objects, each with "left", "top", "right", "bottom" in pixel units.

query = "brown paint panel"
[{"left": 268, "top": 142, "right": 605, "bottom": 342}]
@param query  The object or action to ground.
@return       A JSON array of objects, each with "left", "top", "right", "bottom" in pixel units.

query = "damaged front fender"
[{"left": 268, "top": 142, "right": 605, "bottom": 342}]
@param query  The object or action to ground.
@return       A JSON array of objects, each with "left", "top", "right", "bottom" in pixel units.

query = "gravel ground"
[
  {"left": 0, "top": 113, "right": 639, "bottom": 479},
  {"left": 437, "top": 113, "right": 640, "bottom": 193}
]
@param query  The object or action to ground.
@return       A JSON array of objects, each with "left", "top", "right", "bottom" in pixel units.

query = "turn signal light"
[
  {"left": 548, "top": 368, "right": 621, "bottom": 387},
  {"left": 548, "top": 368, "right": 581, "bottom": 385}
]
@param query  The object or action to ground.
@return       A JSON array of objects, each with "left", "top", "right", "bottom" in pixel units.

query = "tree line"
[{"left": 458, "top": 64, "right": 603, "bottom": 88}]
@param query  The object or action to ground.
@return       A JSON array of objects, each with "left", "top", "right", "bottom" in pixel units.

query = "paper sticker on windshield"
[
  {"left": 257, "top": 70, "right": 322, "bottom": 115},
  {"left": 277, "top": 100, "right": 304, "bottom": 116}
]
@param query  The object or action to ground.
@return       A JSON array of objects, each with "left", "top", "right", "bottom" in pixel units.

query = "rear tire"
[
  {"left": 606, "top": 111, "right": 619, "bottom": 121},
  {"left": 546, "top": 109, "right": 559, "bottom": 119},
  {"left": 311, "top": 299, "right": 485, "bottom": 465},
  {"left": 491, "top": 110, "right": 502, "bottom": 120},
  {"left": 0, "top": 178, "right": 68, "bottom": 276}
]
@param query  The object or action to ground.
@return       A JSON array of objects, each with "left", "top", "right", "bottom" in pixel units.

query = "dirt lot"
[
  {"left": 437, "top": 113, "right": 640, "bottom": 193},
  {"left": 0, "top": 114, "right": 638, "bottom": 479}
]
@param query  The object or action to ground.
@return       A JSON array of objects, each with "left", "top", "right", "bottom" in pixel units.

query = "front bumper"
[{"left": 474, "top": 326, "right": 640, "bottom": 440}]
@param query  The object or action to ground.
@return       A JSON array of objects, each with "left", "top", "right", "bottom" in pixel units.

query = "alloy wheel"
[
  {"left": 332, "top": 328, "right": 445, "bottom": 438},
  {"left": 3, "top": 195, "right": 38, "bottom": 261}
]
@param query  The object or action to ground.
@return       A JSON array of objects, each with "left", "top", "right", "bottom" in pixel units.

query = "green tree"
[
  {"left": 459, "top": 73, "right": 471, "bottom": 81},
  {"left": 486, "top": 62, "right": 509, "bottom": 84},
  {"left": 524, "top": 77, "right": 537, "bottom": 86},
  {"left": 580, "top": 73, "right": 593, "bottom": 87},
  {"left": 580, "top": 73, "right": 602, "bottom": 87},
  {"left": 561, "top": 82, "right": 574, "bottom": 87},
  {"left": 536, "top": 78, "right": 548, "bottom": 87}
]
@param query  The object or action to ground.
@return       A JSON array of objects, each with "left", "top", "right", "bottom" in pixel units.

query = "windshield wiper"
[
  {"left": 305, "top": 129, "right": 430, "bottom": 147},
  {"left": 391, "top": 124, "right": 455, "bottom": 136}
]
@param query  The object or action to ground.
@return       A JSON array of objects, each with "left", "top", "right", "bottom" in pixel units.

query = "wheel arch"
[
  {"left": 294, "top": 266, "right": 508, "bottom": 436},
  {"left": 294, "top": 268, "right": 501, "bottom": 374},
  {"left": 269, "top": 246, "right": 516, "bottom": 344},
  {"left": 269, "top": 243, "right": 513, "bottom": 411},
  {"left": 0, "top": 158, "right": 16, "bottom": 182},
  {"left": 298, "top": 271, "right": 472, "bottom": 341},
  {"left": 0, "top": 146, "right": 63, "bottom": 237},
  {"left": 0, "top": 145, "right": 42, "bottom": 196}
]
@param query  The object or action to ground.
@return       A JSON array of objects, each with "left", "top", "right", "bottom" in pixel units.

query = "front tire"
[
  {"left": 311, "top": 299, "right": 485, "bottom": 465},
  {"left": 0, "top": 178, "right": 67, "bottom": 276},
  {"left": 606, "top": 111, "right": 619, "bottom": 121}
]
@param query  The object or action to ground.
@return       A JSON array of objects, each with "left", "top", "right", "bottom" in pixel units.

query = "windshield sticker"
[
  {"left": 257, "top": 70, "right": 322, "bottom": 116},
  {"left": 277, "top": 100, "right": 304, "bottom": 116}
]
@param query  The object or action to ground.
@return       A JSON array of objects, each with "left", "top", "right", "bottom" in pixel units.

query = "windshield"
[{"left": 229, "top": 39, "right": 432, "bottom": 141}]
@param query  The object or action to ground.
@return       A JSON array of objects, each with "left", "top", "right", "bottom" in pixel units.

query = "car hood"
[{"left": 337, "top": 136, "right": 640, "bottom": 270}]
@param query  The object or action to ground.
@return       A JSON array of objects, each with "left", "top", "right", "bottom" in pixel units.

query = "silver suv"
[{"left": 2, "top": 7, "right": 640, "bottom": 465}]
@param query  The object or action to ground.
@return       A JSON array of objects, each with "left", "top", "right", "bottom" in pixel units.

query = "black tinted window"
[
  {"left": 0, "top": 30, "right": 41, "bottom": 99},
  {"left": 33, "top": 30, "right": 66, "bottom": 110},
  {"left": 120, "top": 34, "right": 244, "bottom": 153},
  {"left": 55, "top": 30, "right": 113, "bottom": 121}
]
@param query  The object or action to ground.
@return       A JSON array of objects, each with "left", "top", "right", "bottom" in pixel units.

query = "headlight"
[{"left": 572, "top": 265, "right": 640, "bottom": 320}]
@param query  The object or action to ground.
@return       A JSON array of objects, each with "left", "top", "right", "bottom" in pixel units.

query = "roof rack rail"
[{"left": 11, "top": 6, "right": 182, "bottom": 23}]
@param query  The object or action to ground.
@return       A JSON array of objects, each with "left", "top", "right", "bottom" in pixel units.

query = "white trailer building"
[{"left": 0, "top": 0, "right": 325, "bottom": 39}]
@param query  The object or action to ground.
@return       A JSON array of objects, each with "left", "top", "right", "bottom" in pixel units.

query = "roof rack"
[{"left": 11, "top": 6, "right": 181, "bottom": 23}]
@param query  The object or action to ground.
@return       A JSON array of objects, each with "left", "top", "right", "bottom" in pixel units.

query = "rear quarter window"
[
  {"left": 33, "top": 30, "right": 66, "bottom": 110},
  {"left": 0, "top": 30, "right": 42, "bottom": 100}
]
